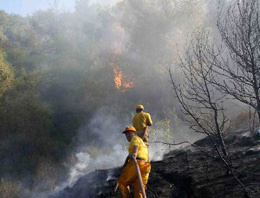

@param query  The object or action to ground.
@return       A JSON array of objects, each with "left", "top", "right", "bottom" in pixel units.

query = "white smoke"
[
  {"left": 149, "top": 143, "right": 172, "bottom": 161},
  {"left": 55, "top": 107, "right": 129, "bottom": 191},
  {"left": 54, "top": 107, "right": 202, "bottom": 194},
  {"left": 64, "top": 144, "right": 127, "bottom": 188}
]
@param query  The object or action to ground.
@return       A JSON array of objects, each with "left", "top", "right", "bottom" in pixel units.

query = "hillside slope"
[{"left": 50, "top": 130, "right": 260, "bottom": 198}]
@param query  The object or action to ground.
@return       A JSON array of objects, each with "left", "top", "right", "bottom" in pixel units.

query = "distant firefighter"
[
  {"left": 132, "top": 105, "right": 153, "bottom": 147},
  {"left": 118, "top": 126, "right": 151, "bottom": 198}
]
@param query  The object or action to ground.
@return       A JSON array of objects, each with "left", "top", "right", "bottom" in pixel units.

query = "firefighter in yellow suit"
[
  {"left": 132, "top": 105, "right": 153, "bottom": 147},
  {"left": 118, "top": 126, "right": 151, "bottom": 198}
]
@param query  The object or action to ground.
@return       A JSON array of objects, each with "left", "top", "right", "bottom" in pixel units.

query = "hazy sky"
[
  {"left": 0, "top": 0, "right": 75, "bottom": 16},
  {"left": 0, "top": 0, "right": 121, "bottom": 16}
]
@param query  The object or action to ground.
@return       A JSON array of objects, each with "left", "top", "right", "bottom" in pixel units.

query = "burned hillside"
[{"left": 50, "top": 129, "right": 260, "bottom": 198}]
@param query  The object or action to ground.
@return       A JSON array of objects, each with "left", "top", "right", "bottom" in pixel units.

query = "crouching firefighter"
[
  {"left": 118, "top": 126, "right": 151, "bottom": 198},
  {"left": 132, "top": 105, "right": 153, "bottom": 147}
]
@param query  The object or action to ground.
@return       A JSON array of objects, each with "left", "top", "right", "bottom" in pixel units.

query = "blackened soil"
[{"left": 50, "top": 131, "right": 260, "bottom": 198}]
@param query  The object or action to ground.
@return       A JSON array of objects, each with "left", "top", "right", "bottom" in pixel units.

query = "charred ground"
[{"left": 50, "top": 130, "right": 260, "bottom": 198}]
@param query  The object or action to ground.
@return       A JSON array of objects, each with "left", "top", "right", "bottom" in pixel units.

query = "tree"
[
  {"left": 170, "top": 30, "right": 229, "bottom": 159},
  {"left": 0, "top": 70, "right": 55, "bottom": 175},
  {"left": 170, "top": 28, "right": 249, "bottom": 196},
  {"left": 169, "top": 0, "right": 260, "bottom": 194},
  {"left": 0, "top": 47, "right": 14, "bottom": 96},
  {"left": 212, "top": 0, "right": 260, "bottom": 124}
]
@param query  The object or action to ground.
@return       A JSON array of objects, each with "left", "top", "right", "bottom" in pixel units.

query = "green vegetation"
[{"left": 0, "top": 0, "right": 211, "bottom": 195}]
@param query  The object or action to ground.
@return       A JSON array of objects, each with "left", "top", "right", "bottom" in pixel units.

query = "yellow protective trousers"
[{"left": 118, "top": 160, "right": 151, "bottom": 198}]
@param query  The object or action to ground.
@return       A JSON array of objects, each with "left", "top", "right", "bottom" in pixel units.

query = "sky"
[
  {"left": 0, "top": 0, "right": 121, "bottom": 16},
  {"left": 0, "top": 0, "right": 76, "bottom": 16}
]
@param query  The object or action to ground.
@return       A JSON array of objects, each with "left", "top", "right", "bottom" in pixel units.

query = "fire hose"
[
  {"left": 114, "top": 157, "right": 147, "bottom": 198},
  {"left": 132, "top": 156, "right": 147, "bottom": 198}
]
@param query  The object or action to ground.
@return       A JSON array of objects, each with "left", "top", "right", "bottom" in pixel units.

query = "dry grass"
[
  {"left": 34, "top": 158, "right": 58, "bottom": 192},
  {"left": 0, "top": 158, "right": 60, "bottom": 198},
  {"left": 0, "top": 178, "right": 20, "bottom": 198},
  {"left": 230, "top": 110, "right": 260, "bottom": 133}
]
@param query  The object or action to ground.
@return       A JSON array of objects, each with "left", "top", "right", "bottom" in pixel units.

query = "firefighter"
[
  {"left": 132, "top": 105, "right": 153, "bottom": 146},
  {"left": 118, "top": 126, "right": 151, "bottom": 198}
]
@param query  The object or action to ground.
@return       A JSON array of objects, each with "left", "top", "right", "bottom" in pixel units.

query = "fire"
[
  {"left": 121, "top": 81, "right": 134, "bottom": 93},
  {"left": 110, "top": 23, "right": 134, "bottom": 92},
  {"left": 110, "top": 62, "right": 134, "bottom": 92},
  {"left": 111, "top": 63, "right": 123, "bottom": 89},
  {"left": 113, "top": 69, "right": 122, "bottom": 89},
  {"left": 123, "top": 82, "right": 133, "bottom": 89}
]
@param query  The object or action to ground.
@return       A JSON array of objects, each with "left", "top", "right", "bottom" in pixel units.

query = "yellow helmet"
[
  {"left": 135, "top": 104, "right": 144, "bottom": 110},
  {"left": 122, "top": 126, "right": 136, "bottom": 134}
]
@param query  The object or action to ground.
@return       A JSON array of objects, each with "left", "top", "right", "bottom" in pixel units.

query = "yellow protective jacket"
[
  {"left": 132, "top": 112, "right": 152, "bottom": 131},
  {"left": 128, "top": 136, "right": 149, "bottom": 161}
]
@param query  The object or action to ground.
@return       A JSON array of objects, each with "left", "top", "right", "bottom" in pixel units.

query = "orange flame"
[
  {"left": 110, "top": 23, "right": 134, "bottom": 92},
  {"left": 111, "top": 64, "right": 122, "bottom": 89},
  {"left": 123, "top": 82, "right": 133, "bottom": 89},
  {"left": 110, "top": 62, "right": 134, "bottom": 92},
  {"left": 121, "top": 81, "right": 133, "bottom": 93}
]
